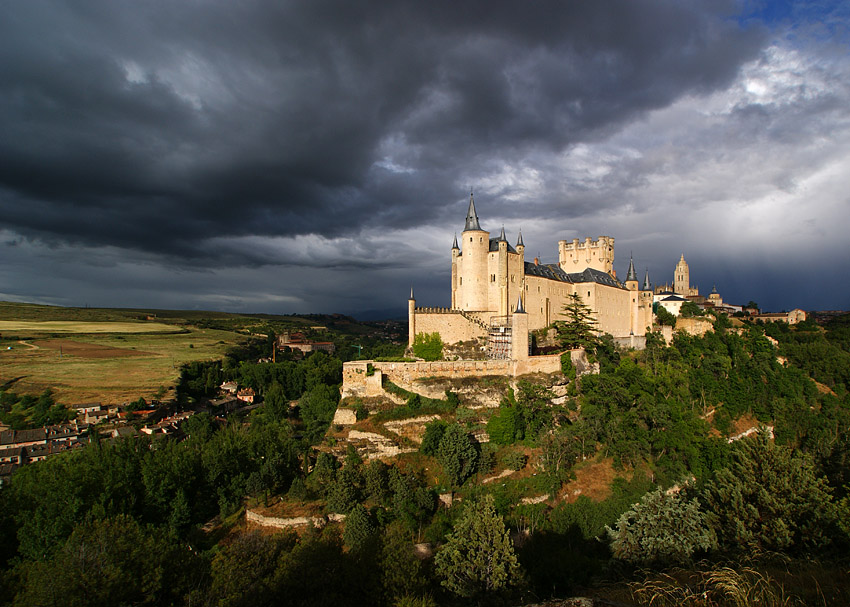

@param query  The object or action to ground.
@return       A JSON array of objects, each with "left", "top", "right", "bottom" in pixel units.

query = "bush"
[
  {"left": 607, "top": 488, "right": 717, "bottom": 566},
  {"left": 420, "top": 420, "right": 448, "bottom": 456},
  {"left": 501, "top": 450, "right": 527, "bottom": 471},
  {"left": 412, "top": 332, "right": 443, "bottom": 361}
]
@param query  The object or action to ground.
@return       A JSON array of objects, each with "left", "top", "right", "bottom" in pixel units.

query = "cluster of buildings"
[
  {"left": 0, "top": 423, "right": 86, "bottom": 486},
  {"left": 408, "top": 195, "right": 806, "bottom": 360}
]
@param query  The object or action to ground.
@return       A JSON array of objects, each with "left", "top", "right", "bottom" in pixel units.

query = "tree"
[
  {"left": 607, "top": 488, "right": 717, "bottom": 566},
  {"left": 419, "top": 419, "right": 448, "bottom": 456},
  {"left": 437, "top": 424, "right": 479, "bottom": 486},
  {"left": 555, "top": 293, "right": 598, "bottom": 350},
  {"left": 343, "top": 504, "right": 375, "bottom": 552},
  {"left": 264, "top": 381, "right": 288, "bottom": 420},
  {"left": 654, "top": 304, "right": 677, "bottom": 327},
  {"left": 702, "top": 432, "right": 844, "bottom": 554},
  {"left": 679, "top": 301, "right": 704, "bottom": 318},
  {"left": 434, "top": 494, "right": 523, "bottom": 599},
  {"left": 412, "top": 332, "right": 443, "bottom": 361}
]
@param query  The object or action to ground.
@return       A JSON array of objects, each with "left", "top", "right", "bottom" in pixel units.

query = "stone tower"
[
  {"left": 674, "top": 254, "right": 689, "bottom": 296},
  {"left": 453, "top": 193, "right": 490, "bottom": 311}
]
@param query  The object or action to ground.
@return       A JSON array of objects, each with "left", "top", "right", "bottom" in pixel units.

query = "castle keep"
[{"left": 409, "top": 195, "right": 654, "bottom": 355}]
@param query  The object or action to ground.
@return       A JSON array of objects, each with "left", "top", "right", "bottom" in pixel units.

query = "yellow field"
[
  {"left": 0, "top": 326, "right": 243, "bottom": 405},
  {"left": 0, "top": 320, "right": 178, "bottom": 334}
]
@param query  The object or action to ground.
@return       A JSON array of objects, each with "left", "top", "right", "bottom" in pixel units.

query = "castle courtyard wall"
[{"left": 413, "top": 309, "right": 487, "bottom": 344}]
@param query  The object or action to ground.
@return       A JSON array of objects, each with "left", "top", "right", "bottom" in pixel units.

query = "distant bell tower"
[{"left": 674, "top": 254, "right": 690, "bottom": 296}]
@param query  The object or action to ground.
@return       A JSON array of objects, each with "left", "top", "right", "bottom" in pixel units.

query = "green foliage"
[
  {"left": 703, "top": 432, "right": 845, "bottom": 555},
  {"left": 554, "top": 293, "right": 599, "bottom": 350},
  {"left": 0, "top": 388, "right": 72, "bottom": 430},
  {"left": 486, "top": 405, "right": 521, "bottom": 444},
  {"left": 654, "top": 304, "right": 677, "bottom": 327},
  {"left": 380, "top": 521, "right": 428, "bottom": 603},
  {"left": 607, "top": 487, "right": 717, "bottom": 566},
  {"left": 437, "top": 424, "right": 479, "bottom": 487},
  {"left": 343, "top": 504, "right": 375, "bottom": 552},
  {"left": 299, "top": 383, "right": 340, "bottom": 440},
  {"left": 412, "top": 332, "right": 443, "bottom": 361},
  {"left": 419, "top": 419, "right": 448, "bottom": 456},
  {"left": 13, "top": 515, "right": 199, "bottom": 607},
  {"left": 679, "top": 300, "right": 704, "bottom": 317},
  {"left": 434, "top": 494, "right": 523, "bottom": 599},
  {"left": 500, "top": 450, "right": 527, "bottom": 471},
  {"left": 264, "top": 381, "right": 288, "bottom": 420},
  {"left": 560, "top": 352, "right": 577, "bottom": 380}
]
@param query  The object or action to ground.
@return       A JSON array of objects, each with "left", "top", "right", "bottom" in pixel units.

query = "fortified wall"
[{"left": 342, "top": 352, "right": 573, "bottom": 400}]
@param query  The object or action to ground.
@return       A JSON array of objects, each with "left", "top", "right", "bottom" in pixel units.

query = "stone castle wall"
[
  {"left": 342, "top": 354, "right": 565, "bottom": 400},
  {"left": 413, "top": 309, "right": 487, "bottom": 344}
]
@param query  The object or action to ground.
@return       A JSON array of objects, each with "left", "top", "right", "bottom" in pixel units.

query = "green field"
[
  {"left": 0, "top": 304, "right": 247, "bottom": 405},
  {"left": 0, "top": 320, "right": 179, "bottom": 334}
]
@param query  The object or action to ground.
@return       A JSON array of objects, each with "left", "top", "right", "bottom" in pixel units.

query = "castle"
[{"left": 408, "top": 194, "right": 654, "bottom": 357}]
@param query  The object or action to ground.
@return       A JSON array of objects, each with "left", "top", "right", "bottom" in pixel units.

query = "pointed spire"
[
  {"left": 626, "top": 254, "right": 637, "bottom": 282},
  {"left": 452, "top": 233, "right": 459, "bottom": 249},
  {"left": 711, "top": 284, "right": 718, "bottom": 294},
  {"left": 463, "top": 191, "right": 481, "bottom": 231},
  {"left": 514, "top": 293, "right": 525, "bottom": 314},
  {"left": 643, "top": 269, "right": 651, "bottom": 291},
  {"left": 409, "top": 287, "right": 415, "bottom": 300},
  {"left": 499, "top": 225, "right": 506, "bottom": 242},
  {"left": 517, "top": 229, "right": 524, "bottom": 247}
]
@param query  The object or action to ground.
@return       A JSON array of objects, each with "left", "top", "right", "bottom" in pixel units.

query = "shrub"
[{"left": 412, "top": 332, "right": 443, "bottom": 361}]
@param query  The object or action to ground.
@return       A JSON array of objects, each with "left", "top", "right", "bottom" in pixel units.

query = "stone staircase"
[{"left": 459, "top": 310, "right": 490, "bottom": 331}]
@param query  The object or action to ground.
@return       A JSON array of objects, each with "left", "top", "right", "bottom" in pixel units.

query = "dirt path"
[{"left": 16, "top": 341, "right": 39, "bottom": 350}]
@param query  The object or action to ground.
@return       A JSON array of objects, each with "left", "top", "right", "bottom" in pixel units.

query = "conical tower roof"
[
  {"left": 515, "top": 293, "right": 525, "bottom": 314},
  {"left": 464, "top": 192, "right": 481, "bottom": 231},
  {"left": 626, "top": 255, "right": 638, "bottom": 282},
  {"left": 517, "top": 229, "right": 524, "bottom": 247},
  {"left": 452, "top": 233, "right": 459, "bottom": 249},
  {"left": 499, "top": 225, "right": 506, "bottom": 241},
  {"left": 643, "top": 269, "right": 651, "bottom": 291}
]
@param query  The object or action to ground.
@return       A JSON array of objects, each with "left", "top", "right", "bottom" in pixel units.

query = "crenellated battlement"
[{"left": 557, "top": 236, "right": 615, "bottom": 274}]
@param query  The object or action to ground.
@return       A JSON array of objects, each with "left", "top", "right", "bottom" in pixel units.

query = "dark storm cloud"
[{"left": 0, "top": 0, "right": 765, "bottom": 261}]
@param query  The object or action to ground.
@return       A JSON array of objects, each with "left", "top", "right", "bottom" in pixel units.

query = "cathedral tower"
[{"left": 674, "top": 254, "right": 690, "bottom": 296}]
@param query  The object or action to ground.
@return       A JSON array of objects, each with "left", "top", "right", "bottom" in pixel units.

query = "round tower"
[
  {"left": 407, "top": 287, "right": 416, "bottom": 348},
  {"left": 458, "top": 192, "right": 489, "bottom": 311},
  {"left": 451, "top": 233, "right": 459, "bottom": 309}
]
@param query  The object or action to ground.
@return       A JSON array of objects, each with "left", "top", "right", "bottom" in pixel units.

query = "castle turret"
[
  {"left": 625, "top": 255, "right": 638, "bottom": 291},
  {"left": 457, "top": 192, "right": 490, "bottom": 311},
  {"left": 511, "top": 293, "right": 529, "bottom": 360},
  {"left": 451, "top": 234, "right": 459, "bottom": 308},
  {"left": 408, "top": 287, "right": 416, "bottom": 347},
  {"left": 643, "top": 269, "right": 651, "bottom": 292}
]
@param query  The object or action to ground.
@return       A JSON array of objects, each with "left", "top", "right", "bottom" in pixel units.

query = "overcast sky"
[{"left": 2, "top": 1, "right": 849, "bottom": 318}]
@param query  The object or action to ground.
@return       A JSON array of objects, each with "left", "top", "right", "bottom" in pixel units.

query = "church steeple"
[{"left": 463, "top": 191, "right": 481, "bottom": 231}]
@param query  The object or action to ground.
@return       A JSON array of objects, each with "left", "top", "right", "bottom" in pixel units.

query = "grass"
[
  {"left": 0, "top": 320, "right": 179, "bottom": 334},
  {"left": 1, "top": 328, "right": 242, "bottom": 404}
]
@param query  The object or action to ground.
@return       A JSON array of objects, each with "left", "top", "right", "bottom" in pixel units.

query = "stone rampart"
[
  {"left": 342, "top": 354, "right": 564, "bottom": 400},
  {"left": 414, "top": 310, "right": 487, "bottom": 344}
]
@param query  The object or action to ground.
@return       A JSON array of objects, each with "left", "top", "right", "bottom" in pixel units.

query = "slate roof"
[
  {"left": 523, "top": 262, "right": 625, "bottom": 289},
  {"left": 489, "top": 238, "right": 517, "bottom": 253}
]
